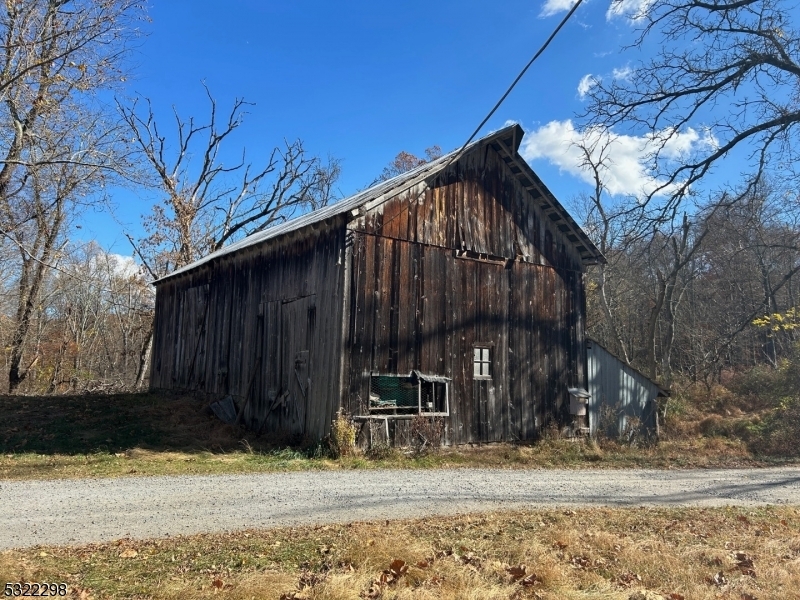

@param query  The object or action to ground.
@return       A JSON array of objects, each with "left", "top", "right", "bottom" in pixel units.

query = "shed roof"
[
  {"left": 156, "top": 124, "right": 604, "bottom": 284},
  {"left": 586, "top": 337, "right": 670, "bottom": 397}
]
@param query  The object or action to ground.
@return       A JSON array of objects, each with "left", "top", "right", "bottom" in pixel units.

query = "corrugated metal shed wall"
[{"left": 586, "top": 340, "right": 660, "bottom": 437}]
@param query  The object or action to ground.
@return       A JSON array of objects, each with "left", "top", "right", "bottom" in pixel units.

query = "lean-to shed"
[
  {"left": 150, "top": 124, "right": 604, "bottom": 445},
  {"left": 586, "top": 338, "right": 669, "bottom": 438}
]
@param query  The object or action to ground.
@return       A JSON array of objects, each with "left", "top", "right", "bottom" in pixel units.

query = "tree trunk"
[
  {"left": 135, "top": 325, "right": 153, "bottom": 390},
  {"left": 645, "top": 272, "right": 667, "bottom": 380}
]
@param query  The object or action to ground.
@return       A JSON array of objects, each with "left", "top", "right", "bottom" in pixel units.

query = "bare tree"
[
  {"left": 374, "top": 146, "right": 442, "bottom": 184},
  {"left": 572, "top": 133, "right": 643, "bottom": 364},
  {"left": 683, "top": 185, "right": 800, "bottom": 377},
  {"left": 584, "top": 0, "right": 800, "bottom": 219},
  {"left": 640, "top": 213, "right": 713, "bottom": 384},
  {"left": 0, "top": 0, "right": 140, "bottom": 233},
  {"left": 119, "top": 88, "right": 341, "bottom": 276},
  {"left": 0, "top": 0, "right": 142, "bottom": 392},
  {"left": 43, "top": 244, "right": 152, "bottom": 392}
]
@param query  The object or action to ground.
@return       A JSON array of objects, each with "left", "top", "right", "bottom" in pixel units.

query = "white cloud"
[
  {"left": 606, "top": 0, "right": 654, "bottom": 20},
  {"left": 520, "top": 119, "right": 717, "bottom": 198},
  {"left": 611, "top": 66, "right": 632, "bottom": 81},
  {"left": 540, "top": 0, "right": 579, "bottom": 18},
  {"left": 577, "top": 67, "right": 631, "bottom": 101},
  {"left": 577, "top": 74, "right": 599, "bottom": 99},
  {"left": 97, "top": 253, "right": 140, "bottom": 278}
]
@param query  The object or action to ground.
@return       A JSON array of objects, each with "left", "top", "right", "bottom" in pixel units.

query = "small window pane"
[
  {"left": 474, "top": 361, "right": 481, "bottom": 377},
  {"left": 481, "top": 362, "right": 490, "bottom": 376},
  {"left": 474, "top": 348, "right": 481, "bottom": 362},
  {"left": 482, "top": 348, "right": 490, "bottom": 362}
]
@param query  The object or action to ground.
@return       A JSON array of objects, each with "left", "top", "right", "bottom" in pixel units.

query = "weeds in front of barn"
[{"left": 2, "top": 506, "right": 798, "bottom": 599}]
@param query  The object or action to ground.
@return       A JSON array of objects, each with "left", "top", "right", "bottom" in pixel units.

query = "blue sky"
[{"left": 86, "top": 0, "right": 716, "bottom": 256}]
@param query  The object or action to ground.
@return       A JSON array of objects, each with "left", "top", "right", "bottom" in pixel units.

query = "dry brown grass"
[{"left": 2, "top": 506, "right": 799, "bottom": 599}]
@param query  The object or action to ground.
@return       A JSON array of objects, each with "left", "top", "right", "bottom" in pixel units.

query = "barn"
[{"left": 150, "top": 124, "right": 604, "bottom": 446}]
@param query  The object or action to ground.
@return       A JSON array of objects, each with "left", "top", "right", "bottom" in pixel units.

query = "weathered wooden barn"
[{"left": 150, "top": 124, "right": 604, "bottom": 445}]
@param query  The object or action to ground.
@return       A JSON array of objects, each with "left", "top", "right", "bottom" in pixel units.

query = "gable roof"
[{"left": 156, "top": 124, "right": 604, "bottom": 284}]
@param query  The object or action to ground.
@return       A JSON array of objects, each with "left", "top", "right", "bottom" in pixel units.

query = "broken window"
[
  {"left": 473, "top": 346, "right": 492, "bottom": 379},
  {"left": 369, "top": 371, "right": 449, "bottom": 416},
  {"left": 453, "top": 249, "right": 511, "bottom": 267}
]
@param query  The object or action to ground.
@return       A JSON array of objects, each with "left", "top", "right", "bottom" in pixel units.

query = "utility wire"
[
  {"left": 372, "top": 0, "right": 585, "bottom": 233},
  {"left": 444, "top": 0, "right": 585, "bottom": 172}
]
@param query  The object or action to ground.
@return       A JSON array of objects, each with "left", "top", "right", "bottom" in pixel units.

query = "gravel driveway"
[{"left": 2, "top": 467, "right": 799, "bottom": 550}]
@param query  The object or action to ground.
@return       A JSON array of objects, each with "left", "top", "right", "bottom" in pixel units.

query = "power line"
[
  {"left": 372, "top": 0, "right": 586, "bottom": 233},
  {"left": 446, "top": 0, "right": 586, "bottom": 171}
]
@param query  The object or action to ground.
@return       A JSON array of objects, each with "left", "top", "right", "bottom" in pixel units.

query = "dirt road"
[{"left": 2, "top": 467, "right": 798, "bottom": 550}]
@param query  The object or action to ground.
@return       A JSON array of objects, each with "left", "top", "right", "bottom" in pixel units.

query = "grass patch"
[
  {"left": 2, "top": 506, "right": 798, "bottom": 599},
  {"left": 1, "top": 391, "right": 794, "bottom": 480}
]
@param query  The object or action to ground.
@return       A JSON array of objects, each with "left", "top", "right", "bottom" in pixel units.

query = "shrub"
[
  {"left": 328, "top": 409, "right": 358, "bottom": 458},
  {"left": 409, "top": 415, "right": 445, "bottom": 456},
  {"left": 747, "top": 397, "right": 800, "bottom": 458},
  {"left": 699, "top": 414, "right": 724, "bottom": 436},
  {"left": 364, "top": 419, "right": 395, "bottom": 460}
]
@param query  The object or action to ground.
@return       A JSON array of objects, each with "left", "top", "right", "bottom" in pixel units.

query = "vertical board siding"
[
  {"left": 345, "top": 235, "right": 585, "bottom": 445},
  {"left": 345, "top": 144, "right": 587, "bottom": 445},
  {"left": 151, "top": 225, "right": 346, "bottom": 440}
]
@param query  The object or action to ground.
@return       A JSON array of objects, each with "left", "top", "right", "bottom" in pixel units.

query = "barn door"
[
  {"left": 176, "top": 284, "right": 209, "bottom": 388},
  {"left": 280, "top": 295, "right": 316, "bottom": 435}
]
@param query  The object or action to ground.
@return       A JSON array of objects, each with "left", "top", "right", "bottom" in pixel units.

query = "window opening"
[
  {"left": 368, "top": 371, "right": 449, "bottom": 416},
  {"left": 473, "top": 346, "right": 492, "bottom": 379},
  {"left": 454, "top": 249, "right": 509, "bottom": 265}
]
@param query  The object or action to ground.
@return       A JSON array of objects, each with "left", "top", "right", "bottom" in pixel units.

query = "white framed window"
[{"left": 473, "top": 346, "right": 492, "bottom": 379}]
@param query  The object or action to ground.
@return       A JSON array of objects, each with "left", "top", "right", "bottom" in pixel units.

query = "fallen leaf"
[
  {"left": 707, "top": 571, "right": 728, "bottom": 587},
  {"left": 360, "top": 582, "right": 382, "bottom": 599},
  {"left": 668, "top": 594, "right": 685, "bottom": 600},
  {"left": 735, "top": 552, "right": 756, "bottom": 577},
  {"left": 212, "top": 578, "right": 224, "bottom": 589},
  {"left": 385, "top": 558, "right": 408, "bottom": 581},
  {"left": 119, "top": 548, "right": 138, "bottom": 558},
  {"left": 521, "top": 573, "right": 541, "bottom": 586},
  {"left": 506, "top": 565, "right": 527, "bottom": 580},
  {"left": 571, "top": 555, "right": 591, "bottom": 569},
  {"left": 617, "top": 572, "right": 642, "bottom": 586}
]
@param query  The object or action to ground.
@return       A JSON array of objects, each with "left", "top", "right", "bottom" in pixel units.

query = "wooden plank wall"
[
  {"left": 353, "top": 145, "right": 584, "bottom": 272},
  {"left": 344, "top": 144, "right": 587, "bottom": 444},
  {"left": 151, "top": 224, "right": 346, "bottom": 440}
]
